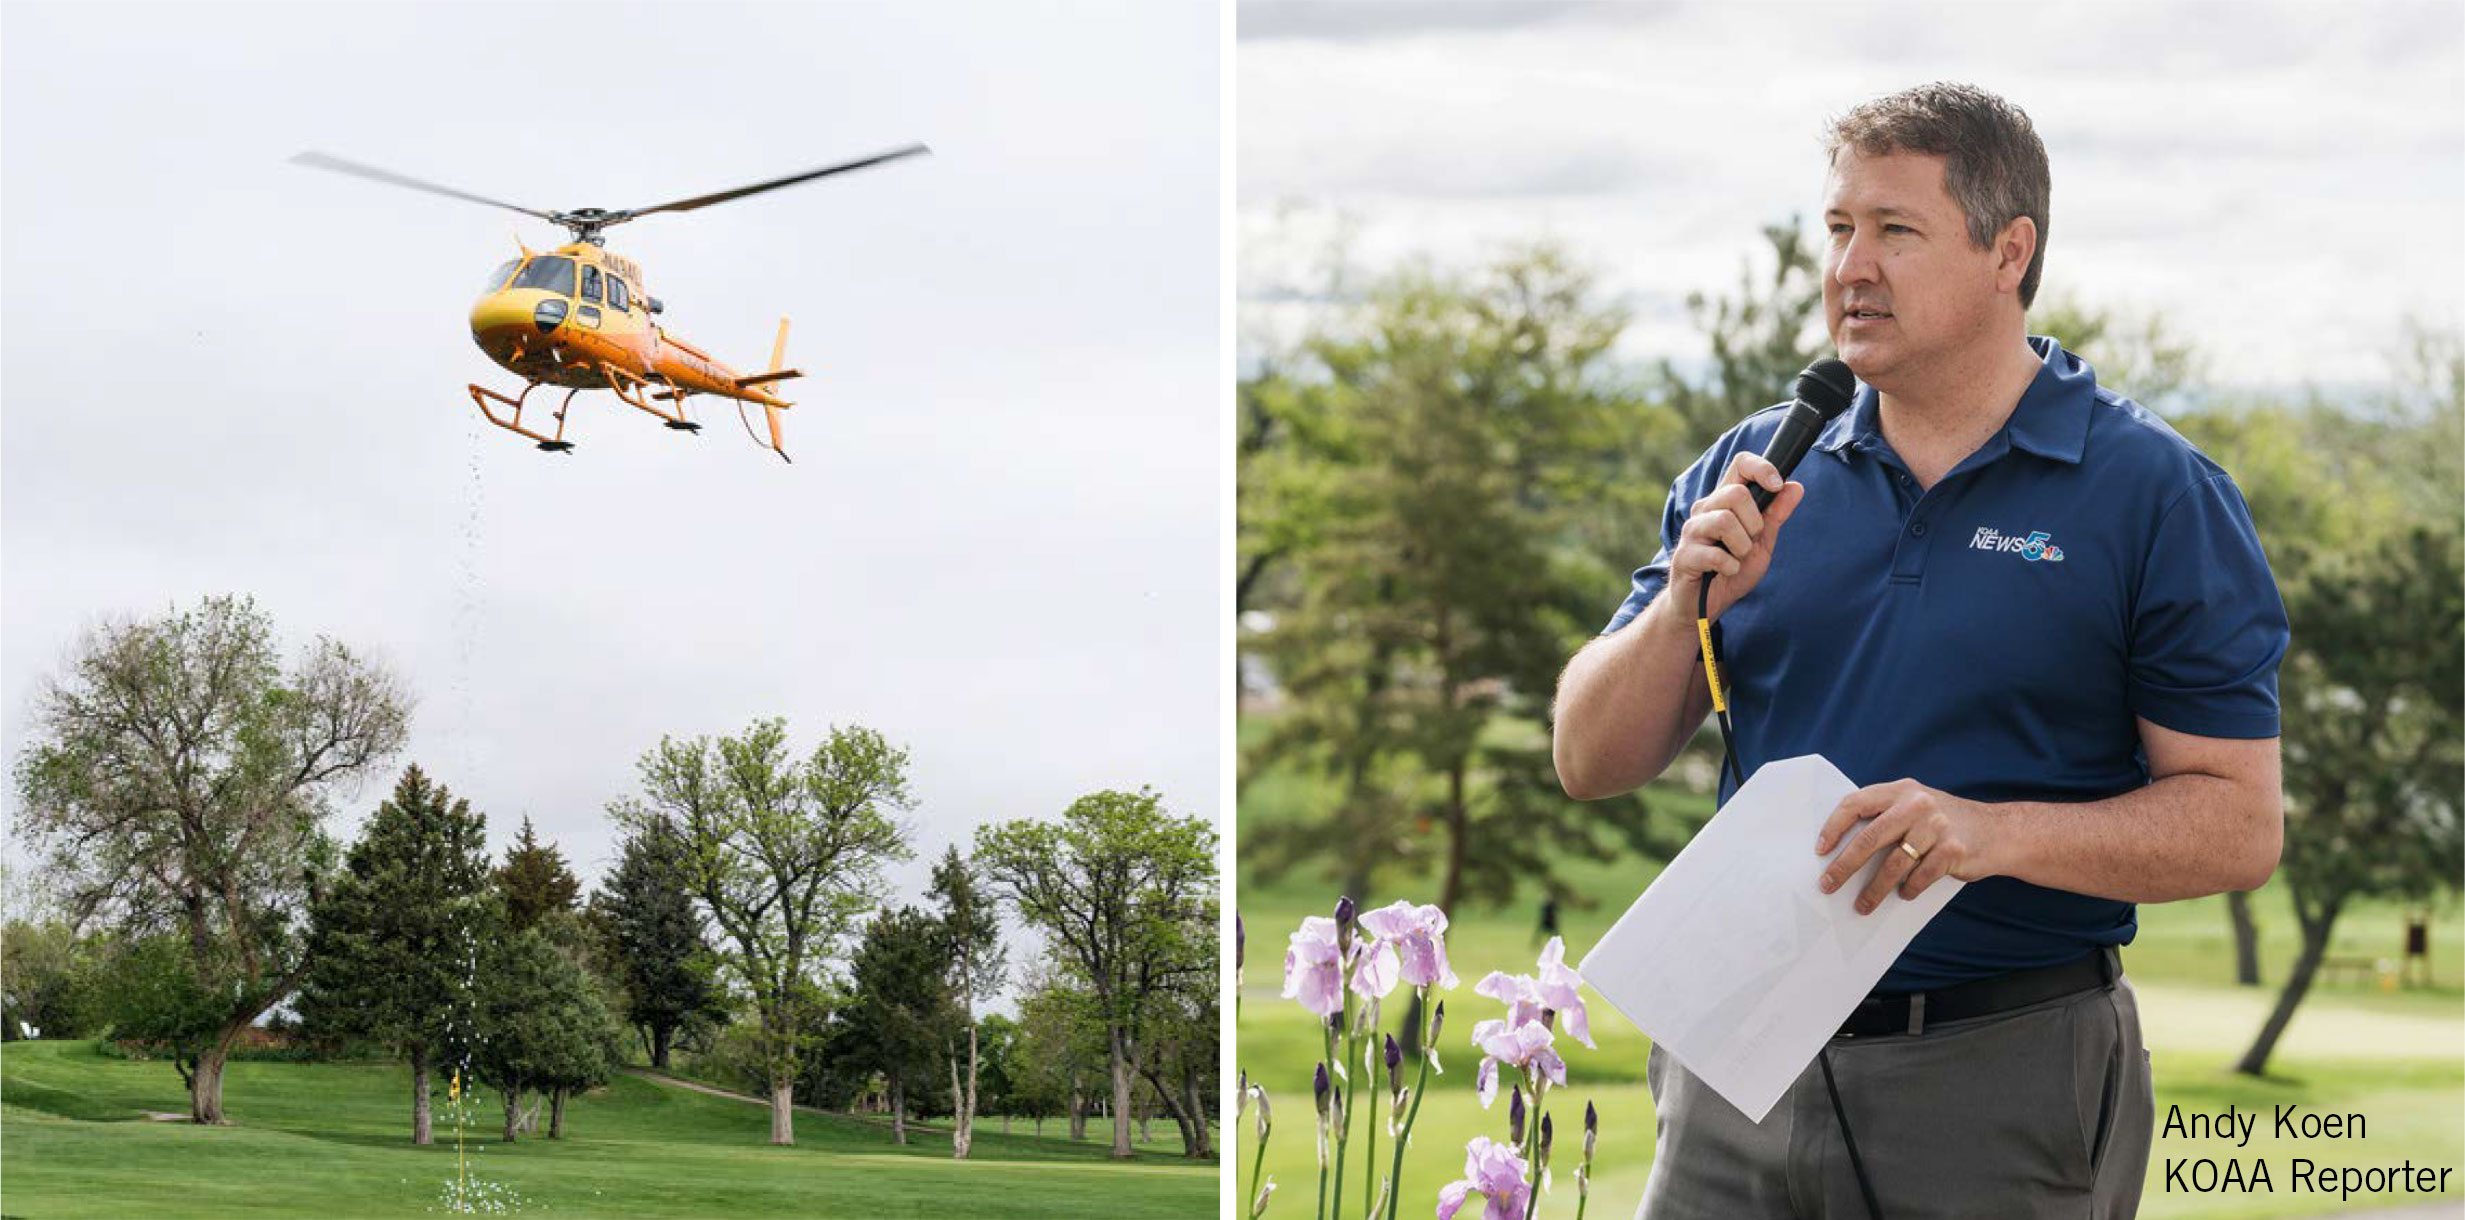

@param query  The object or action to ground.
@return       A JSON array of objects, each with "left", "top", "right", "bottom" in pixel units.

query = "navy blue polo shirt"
[{"left": 1605, "top": 336, "right": 2288, "bottom": 992}]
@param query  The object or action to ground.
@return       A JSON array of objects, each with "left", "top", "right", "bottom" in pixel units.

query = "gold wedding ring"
[{"left": 1898, "top": 840, "right": 1923, "bottom": 863}]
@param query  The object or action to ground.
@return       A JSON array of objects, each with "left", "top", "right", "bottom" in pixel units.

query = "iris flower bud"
[{"left": 1509, "top": 1086, "right": 1525, "bottom": 1145}]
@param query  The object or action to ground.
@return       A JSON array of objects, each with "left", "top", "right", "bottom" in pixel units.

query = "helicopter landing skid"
[
  {"left": 600, "top": 362, "right": 700, "bottom": 434},
  {"left": 468, "top": 381, "right": 577, "bottom": 453}
]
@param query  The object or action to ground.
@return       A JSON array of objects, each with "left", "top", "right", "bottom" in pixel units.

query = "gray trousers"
[{"left": 1637, "top": 975, "right": 2154, "bottom": 1220}]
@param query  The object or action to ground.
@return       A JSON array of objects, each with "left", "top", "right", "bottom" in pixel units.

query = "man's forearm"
[
  {"left": 1982, "top": 770, "right": 2282, "bottom": 903},
  {"left": 1552, "top": 591, "right": 1715, "bottom": 800}
]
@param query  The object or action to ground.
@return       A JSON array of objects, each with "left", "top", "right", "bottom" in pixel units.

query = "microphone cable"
[{"left": 1693, "top": 576, "right": 1745, "bottom": 792}]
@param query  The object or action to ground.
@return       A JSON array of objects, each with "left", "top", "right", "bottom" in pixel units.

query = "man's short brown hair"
[{"left": 1825, "top": 83, "right": 2052, "bottom": 308}]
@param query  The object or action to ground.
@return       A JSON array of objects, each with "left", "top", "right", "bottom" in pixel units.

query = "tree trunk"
[
  {"left": 502, "top": 1088, "right": 520, "bottom": 1142},
  {"left": 411, "top": 1047, "right": 434, "bottom": 1145},
  {"left": 189, "top": 1019, "right": 249, "bottom": 1124},
  {"left": 949, "top": 1052, "right": 971, "bottom": 1159},
  {"left": 1107, "top": 1024, "right": 1135, "bottom": 1158},
  {"left": 1182, "top": 1063, "right": 1213, "bottom": 1158},
  {"left": 769, "top": 1073, "right": 795, "bottom": 1146},
  {"left": 1139, "top": 1060, "right": 1197, "bottom": 1156},
  {"left": 964, "top": 1021, "right": 980, "bottom": 1157},
  {"left": 550, "top": 1087, "right": 567, "bottom": 1140},
  {"left": 1069, "top": 1073, "right": 1086, "bottom": 1141},
  {"left": 1439, "top": 764, "right": 1469, "bottom": 918},
  {"left": 652, "top": 1024, "right": 672, "bottom": 1069},
  {"left": 2237, "top": 907, "right": 2338, "bottom": 1076},
  {"left": 2228, "top": 891, "right": 2262, "bottom": 986},
  {"left": 891, "top": 1073, "right": 908, "bottom": 1145},
  {"left": 1035, "top": 1114, "right": 1044, "bottom": 1137},
  {"left": 189, "top": 1049, "right": 228, "bottom": 1125}
]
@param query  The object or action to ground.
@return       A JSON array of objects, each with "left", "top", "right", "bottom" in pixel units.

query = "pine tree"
[
  {"left": 472, "top": 926, "right": 624, "bottom": 1141},
  {"left": 593, "top": 821, "right": 724, "bottom": 1068},
  {"left": 495, "top": 816, "right": 582, "bottom": 935},
  {"left": 836, "top": 906, "right": 958, "bottom": 1145},
  {"left": 300, "top": 765, "right": 492, "bottom": 1145}
]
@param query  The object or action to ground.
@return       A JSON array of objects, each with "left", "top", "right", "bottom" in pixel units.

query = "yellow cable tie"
[{"left": 1695, "top": 617, "right": 1727, "bottom": 714}]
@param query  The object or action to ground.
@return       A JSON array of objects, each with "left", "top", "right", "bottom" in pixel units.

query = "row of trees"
[
  {"left": 1237, "top": 225, "right": 2461, "bottom": 1075},
  {"left": 9, "top": 600, "right": 1220, "bottom": 1157},
  {"left": 300, "top": 771, "right": 624, "bottom": 1143}
]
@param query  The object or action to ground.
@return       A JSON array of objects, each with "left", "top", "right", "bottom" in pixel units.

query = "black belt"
[{"left": 1836, "top": 947, "right": 2118, "bottom": 1038}]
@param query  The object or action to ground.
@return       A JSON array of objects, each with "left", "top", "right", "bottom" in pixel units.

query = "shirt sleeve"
[{"left": 2127, "top": 472, "right": 2288, "bottom": 738}]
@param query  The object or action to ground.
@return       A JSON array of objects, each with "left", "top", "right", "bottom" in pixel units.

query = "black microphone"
[{"left": 1746, "top": 358, "right": 1858, "bottom": 510}]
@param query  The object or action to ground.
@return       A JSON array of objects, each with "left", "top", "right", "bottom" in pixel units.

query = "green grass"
[
  {"left": 1235, "top": 762, "right": 2465, "bottom": 1220},
  {"left": 0, "top": 1040, "right": 1213, "bottom": 1218}
]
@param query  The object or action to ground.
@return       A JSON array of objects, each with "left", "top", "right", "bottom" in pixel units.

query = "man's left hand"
[{"left": 1815, "top": 779, "right": 1998, "bottom": 914}]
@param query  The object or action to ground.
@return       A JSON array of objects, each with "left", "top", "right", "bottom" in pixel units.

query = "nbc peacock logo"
[{"left": 1969, "top": 526, "right": 2065, "bottom": 563}]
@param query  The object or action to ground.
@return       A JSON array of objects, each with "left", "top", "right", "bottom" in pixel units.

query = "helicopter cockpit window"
[
  {"left": 482, "top": 259, "right": 519, "bottom": 294},
  {"left": 579, "top": 265, "right": 602, "bottom": 304},
  {"left": 607, "top": 275, "right": 631, "bottom": 313},
  {"left": 510, "top": 256, "right": 577, "bottom": 297}
]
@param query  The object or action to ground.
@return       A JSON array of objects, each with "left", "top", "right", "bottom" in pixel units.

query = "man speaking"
[{"left": 1552, "top": 83, "right": 2288, "bottom": 1219}]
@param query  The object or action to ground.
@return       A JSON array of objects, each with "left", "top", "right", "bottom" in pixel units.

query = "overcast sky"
[
  {"left": 1241, "top": 1, "right": 2464, "bottom": 394},
  {"left": 1, "top": 1, "right": 1219, "bottom": 1005}
]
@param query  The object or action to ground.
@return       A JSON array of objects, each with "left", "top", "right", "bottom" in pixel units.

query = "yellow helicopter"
[{"left": 291, "top": 145, "right": 928, "bottom": 461}]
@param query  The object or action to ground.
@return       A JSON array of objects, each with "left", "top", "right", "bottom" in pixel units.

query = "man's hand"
[
  {"left": 1814, "top": 779, "right": 1999, "bottom": 914},
  {"left": 1671, "top": 451, "right": 1806, "bottom": 621}
]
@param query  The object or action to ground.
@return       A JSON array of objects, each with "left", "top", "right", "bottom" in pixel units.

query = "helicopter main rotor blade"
[
  {"left": 618, "top": 144, "right": 931, "bottom": 220},
  {"left": 290, "top": 150, "right": 560, "bottom": 223}
]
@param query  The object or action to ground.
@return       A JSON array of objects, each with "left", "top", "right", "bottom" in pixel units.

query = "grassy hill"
[{"left": 0, "top": 1040, "right": 1213, "bottom": 1218}]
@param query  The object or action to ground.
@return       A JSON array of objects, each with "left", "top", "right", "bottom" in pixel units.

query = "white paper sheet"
[{"left": 1577, "top": 754, "right": 1962, "bottom": 1123}]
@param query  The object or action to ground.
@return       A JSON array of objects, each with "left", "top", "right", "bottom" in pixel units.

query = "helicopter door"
[{"left": 573, "top": 264, "right": 604, "bottom": 331}]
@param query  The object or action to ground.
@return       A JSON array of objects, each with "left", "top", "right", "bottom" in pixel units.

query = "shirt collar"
[{"left": 1814, "top": 335, "right": 2096, "bottom": 465}]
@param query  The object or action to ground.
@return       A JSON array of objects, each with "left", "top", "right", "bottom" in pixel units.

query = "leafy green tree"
[
  {"left": 593, "top": 821, "right": 725, "bottom": 1068},
  {"left": 976, "top": 788, "right": 1215, "bottom": 1158},
  {"left": 1, "top": 919, "right": 104, "bottom": 1039},
  {"left": 471, "top": 925, "right": 624, "bottom": 1140},
  {"left": 12, "top": 596, "right": 408, "bottom": 1123},
  {"left": 833, "top": 906, "right": 959, "bottom": 1145},
  {"left": 1132, "top": 938, "right": 1219, "bottom": 1159},
  {"left": 1240, "top": 249, "right": 1658, "bottom": 918},
  {"left": 614, "top": 719, "right": 913, "bottom": 1145},
  {"left": 495, "top": 817, "right": 582, "bottom": 935},
  {"left": 91, "top": 935, "right": 226, "bottom": 1073},
  {"left": 1007, "top": 958, "right": 1107, "bottom": 1139},
  {"left": 929, "top": 846, "right": 1006, "bottom": 1158},
  {"left": 298, "top": 766, "right": 492, "bottom": 1144},
  {"left": 973, "top": 1012, "right": 1018, "bottom": 1127}
]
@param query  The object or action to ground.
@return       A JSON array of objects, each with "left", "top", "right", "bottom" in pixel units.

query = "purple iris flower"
[
  {"left": 1282, "top": 916, "right": 1345, "bottom": 1017},
  {"left": 1357, "top": 900, "right": 1460, "bottom": 990},
  {"left": 1436, "top": 1136, "right": 1533, "bottom": 1220}
]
